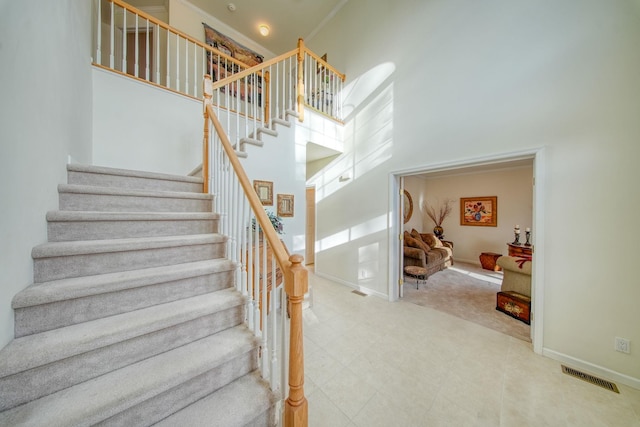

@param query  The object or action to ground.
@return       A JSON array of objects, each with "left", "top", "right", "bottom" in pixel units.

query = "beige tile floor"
[{"left": 302, "top": 269, "right": 640, "bottom": 427}]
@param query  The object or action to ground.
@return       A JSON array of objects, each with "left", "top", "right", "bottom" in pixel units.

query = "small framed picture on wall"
[{"left": 277, "top": 194, "right": 294, "bottom": 217}]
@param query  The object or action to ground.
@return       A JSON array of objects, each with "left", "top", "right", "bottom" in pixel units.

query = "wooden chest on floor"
[
  {"left": 496, "top": 291, "right": 531, "bottom": 324},
  {"left": 480, "top": 252, "right": 502, "bottom": 271}
]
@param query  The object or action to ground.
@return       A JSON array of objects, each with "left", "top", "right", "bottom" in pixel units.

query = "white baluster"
[
  {"left": 193, "top": 44, "right": 197, "bottom": 97},
  {"left": 184, "top": 37, "right": 188, "bottom": 94},
  {"left": 175, "top": 32, "right": 180, "bottom": 91},
  {"left": 165, "top": 30, "right": 170, "bottom": 88},
  {"left": 261, "top": 240, "right": 269, "bottom": 378},
  {"left": 270, "top": 255, "right": 278, "bottom": 388},
  {"left": 145, "top": 19, "right": 150, "bottom": 81},
  {"left": 109, "top": 1, "right": 114, "bottom": 68},
  {"left": 122, "top": 10, "right": 127, "bottom": 72},
  {"left": 96, "top": 0, "right": 102, "bottom": 64},
  {"left": 155, "top": 24, "right": 160, "bottom": 84},
  {"left": 134, "top": 15, "right": 139, "bottom": 77}
]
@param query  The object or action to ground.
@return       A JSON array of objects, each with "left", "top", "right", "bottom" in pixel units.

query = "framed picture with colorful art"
[{"left": 460, "top": 196, "right": 498, "bottom": 227}]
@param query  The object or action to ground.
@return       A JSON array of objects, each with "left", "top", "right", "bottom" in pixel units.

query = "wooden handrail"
[
  {"left": 205, "top": 103, "right": 291, "bottom": 266},
  {"left": 302, "top": 47, "right": 346, "bottom": 82},
  {"left": 211, "top": 48, "right": 298, "bottom": 90},
  {"left": 204, "top": 78, "right": 308, "bottom": 426},
  {"left": 106, "top": 0, "right": 250, "bottom": 71}
]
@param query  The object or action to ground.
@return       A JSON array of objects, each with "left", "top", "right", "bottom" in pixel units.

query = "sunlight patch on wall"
[
  {"left": 358, "top": 242, "right": 379, "bottom": 284},
  {"left": 292, "top": 233, "right": 306, "bottom": 254},
  {"left": 317, "top": 228, "right": 350, "bottom": 252},
  {"left": 351, "top": 214, "right": 387, "bottom": 241},
  {"left": 342, "top": 62, "right": 396, "bottom": 118},
  {"left": 317, "top": 214, "right": 388, "bottom": 253},
  {"left": 311, "top": 83, "right": 394, "bottom": 202}
]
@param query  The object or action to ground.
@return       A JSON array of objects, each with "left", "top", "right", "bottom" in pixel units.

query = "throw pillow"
[
  {"left": 410, "top": 229, "right": 431, "bottom": 253},
  {"left": 422, "top": 233, "right": 443, "bottom": 249},
  {"left": 406, "top": 234, "right": 431, "bottom": 254}
]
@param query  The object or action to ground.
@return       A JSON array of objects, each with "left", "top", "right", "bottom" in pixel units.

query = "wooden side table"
[
  {"left": 480, "top": 252, "right": 502, "bottom": 271},
  {"left": 507, "top": 243, "right": 533, "bottom": 257}
]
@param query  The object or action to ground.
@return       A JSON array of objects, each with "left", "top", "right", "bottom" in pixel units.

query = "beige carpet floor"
[{"left": 402, "top": 261, "right": 531, "bottom": 342}]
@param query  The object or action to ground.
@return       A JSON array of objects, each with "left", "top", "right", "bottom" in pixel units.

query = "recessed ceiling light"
[{"left": 259, "top": 24, "right": 270, "bottom": 37}]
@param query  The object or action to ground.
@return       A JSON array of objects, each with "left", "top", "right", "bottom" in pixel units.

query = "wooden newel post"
[
  {"left": 202, "top": 74, "right": 213, "bottom": 194},
  {"left": 284, "top": 254, "right": 308, "bottom": 427},
  {"left": 296, "top": 38, "right": 305, "bottom": 123}
]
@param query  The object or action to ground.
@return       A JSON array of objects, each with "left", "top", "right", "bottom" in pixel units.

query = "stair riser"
[
  {"left": 68, "top": 170, "right": 203, "bottom": 193},
  {"left": 33, "top": 242, "right": 226, "bottom": 282},
  {"left": 95, "top": 351, "right": 258, "bottom": 427},
  {"left": 15, "top": 270, "right": 235, "bottom": 337},
  {"left": 48, "top": 218, "right": 219, "bottom": 241},
  {"left": 1, "top": 306, "right": 245, "bottom": 411},
  {"left": 59, "top": 193, "right": 213, "bottom": 213}
]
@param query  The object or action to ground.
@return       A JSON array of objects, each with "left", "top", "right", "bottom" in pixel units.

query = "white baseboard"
[
  {"left": 313, "top": 271, "right": 388, "bottom": 300},
  {"left": 543, "top": 348, "right": 640, "bottom": 391},
  {"left": 453, "top": 258, "right": 482, "bottom": 266}
]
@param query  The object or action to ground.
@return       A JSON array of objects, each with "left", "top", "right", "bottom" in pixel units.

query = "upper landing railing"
[{"left": 93, "top": 0, "right": 346, "bottom": 122}]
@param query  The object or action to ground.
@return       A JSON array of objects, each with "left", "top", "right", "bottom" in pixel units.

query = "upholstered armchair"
[{"left": 497, "top": 256, "right": 532, "bottom": 297}]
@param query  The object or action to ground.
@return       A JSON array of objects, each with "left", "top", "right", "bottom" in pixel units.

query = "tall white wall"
[
  {"left": 0, "top": 1, "right": 93, "bottom": 348},
  {"left": 92, "top": 67, "right": 202, "bottom": 175},
  {"left": 308, "top": 0, "right": 640, "bottom": 385}
]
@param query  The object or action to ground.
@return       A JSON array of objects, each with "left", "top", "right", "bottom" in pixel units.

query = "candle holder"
[
  {"left": 512, "top": 232, "right": 521, "bottom": 246},
  {"left": 524, "top": 231, "right": 531, "bottom": 247}
]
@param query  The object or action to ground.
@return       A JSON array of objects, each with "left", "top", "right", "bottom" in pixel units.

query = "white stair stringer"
[
  {"left": 233, "top": 107, "right": 298, "bottom": 158},
  {"left": 0, "top": 163, "right": 277, "bottom": 426}
]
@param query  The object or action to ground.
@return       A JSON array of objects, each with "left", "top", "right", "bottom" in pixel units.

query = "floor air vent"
[
  {"left": 561, "top": 365, "right": 619, "bottom": 393},
  {"left": 351, "top": 290, "right": 367, "bottom": 297}
]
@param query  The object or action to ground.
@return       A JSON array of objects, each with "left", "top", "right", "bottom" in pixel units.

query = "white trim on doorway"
[{"left": 388, "top": 147, "right": 545, "bottom": 354}]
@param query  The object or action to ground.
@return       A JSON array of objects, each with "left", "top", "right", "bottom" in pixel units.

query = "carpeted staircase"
[{"left": 0, "top": 164, "right": 277, "bottom": 426}]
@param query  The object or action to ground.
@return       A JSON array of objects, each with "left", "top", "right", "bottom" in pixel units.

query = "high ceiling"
[
  {"left": 187, "top": 0, "right": 347, "bottom": 54},
  {"left": 129, "top": 0, "right": 347, "bottom": 55}
]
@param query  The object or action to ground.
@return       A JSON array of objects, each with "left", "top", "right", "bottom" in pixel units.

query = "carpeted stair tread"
[
  {"left": 46, "top": 211, "right": 220, "bottom": 241},
  {"left": 46, "top": 210, "right": 218, "bottom": 222},
  {"left": 58, "top": 183, "right": 212, "bottom": 200},
  {"left": 0, "top": 288, "right": 244, "bottom": 377},
  {"left": 67, "top": 163, "right": 203, "bottom": 190},
  {"left": 155, "top": 371, "right": 276, "bottom": 427},
  {"left": 13, "top": 259, "right": 236, "bottom": 308},
  {"left": 67, "top": 163, "right": 204, "bottom": 183},
  {"left": 0, "top": 326, "right": 257, "bottom": 427},
  {"left": 31, "top": 233, "right": 225, "bottom": 258}
]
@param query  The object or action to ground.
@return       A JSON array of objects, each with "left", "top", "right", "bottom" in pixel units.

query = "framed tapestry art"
[
  {"left": 460, "top": 196, "right": 498, "bottom": 227},
  {"left": 203, "top": 23, "right": 264, "bottom": 104}
]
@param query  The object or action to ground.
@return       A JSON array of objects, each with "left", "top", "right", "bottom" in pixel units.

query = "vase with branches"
[{"left": 421, "top": 199, "right": 454, "bottom": 239}]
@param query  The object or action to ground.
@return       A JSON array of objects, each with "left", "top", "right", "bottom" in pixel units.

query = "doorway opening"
[{"left": 389, "top": 148, "right": 545, "bottom": 353}]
